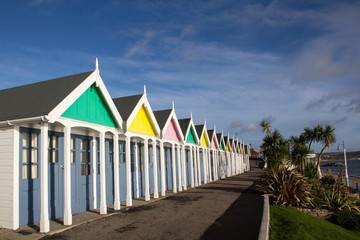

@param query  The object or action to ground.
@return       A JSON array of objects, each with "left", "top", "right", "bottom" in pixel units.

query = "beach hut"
[
  {"left": 112, "top": 86, "right": 161, "bottom": 205},
  {"left": 153, "top": 103, "right": 185, "bottom": 194},
  {"left": 178, "top": 114, "right": 200, "bottom": 188},
  {"left": 195, "top": 122, "right": 211, "bottom": 184},
  {"left": 0, "top": 60, "right": 123, "bottom": 232},
  {"left": 207, "top": 127, "right": 219, "bottom": 181},
  {"left": 216, "top": 132, "right": 226, "bottom": 179}
]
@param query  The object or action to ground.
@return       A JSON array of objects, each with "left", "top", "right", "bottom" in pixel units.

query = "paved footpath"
[{"left": 0, "top": 168, "right": 264, "bottom": 240}]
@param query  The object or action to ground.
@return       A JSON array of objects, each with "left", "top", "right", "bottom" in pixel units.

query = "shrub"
[
  {"left": 321, "top": 175, "right": 336, "bottom": 186},
  {"left": 303, "top": 162, "right": 318, "bottom": 180},
  {"left": 257, "top": 167, "right": 313, "bottom": 207},
  {"left": 330, "top": 211, "right": 360, "bottom": 231}
]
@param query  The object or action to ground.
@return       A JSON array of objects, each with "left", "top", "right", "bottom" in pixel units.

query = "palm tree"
[
  {"left": 316, "top": 125, "right": 336, "bottom": 177},
  {"left": 260, "top": 120, "right": 272, "bottom": 136},
  {"left": 303, "top": 125, "right": 321, "bottom": 151},
  {"left": 261, "top": 129, "right": 289, "bottom": 169},
  {"left": 289, "top": 135, "right": 310, "bottom": 173}
]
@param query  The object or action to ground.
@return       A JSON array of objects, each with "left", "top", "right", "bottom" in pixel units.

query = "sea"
[{"left": 320, "top": 159, "right": 360, "bottom": 178}]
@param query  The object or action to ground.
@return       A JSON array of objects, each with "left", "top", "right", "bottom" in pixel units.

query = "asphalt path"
[{"left": 41, "top": 168, "right": 264, "bottom": 240}]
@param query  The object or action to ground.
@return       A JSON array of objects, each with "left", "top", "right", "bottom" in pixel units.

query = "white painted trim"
[
  {"left": 152, "top": 141, "right": 159, "bottom": 198},
  {"left": 125, "top": 135, "right": 132, "bottom": 206},
  {"left": 113, "top": 134, "right": 120, "bottom": 210},
  {"left": 63, "top": 124, "right": 72, "bottom": 225},
  {"left": 144, "top": 139, "right": 150, "bottom": 201},
  {"left": 99, "top": 130, "right": 107, "bottom": 214},
  {"left": 125, "top": 94, "right": 161, "bottom": 136},
  {"left": 177, "top": 144, "right": 182, "bottom": 192},
  {"left": 47, "top": 71, "right": 123, "bottom": 131},
  {"left": 40, "top": 122, "right": 49, "bottom": 233},
  {"left": 12, "top": 126, "right": 19, "bottom": 230},
  {"left": 161, "top": 109, "right": 185, "bottom": 143},
  {"left": 160, "top": 141, "right": 166, "bottom": 196},
  {"left": 171, "top": 144, "right": 177, "bottom": 193}
]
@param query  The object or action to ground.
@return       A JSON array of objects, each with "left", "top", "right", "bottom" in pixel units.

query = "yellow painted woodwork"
[
  {"left": 128, "top": 104, "right": 156, "bottom": 136},
  {"left": 226, "top": 142, "right": 230, "bottom": 152},
  {"left": 201, "top": 131, "right": 209, "bottom": 147}
]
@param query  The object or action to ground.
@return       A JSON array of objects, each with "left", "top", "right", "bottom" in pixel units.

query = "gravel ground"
[{"left": 40, "top": 168, "right": 263, "bottom": 240}]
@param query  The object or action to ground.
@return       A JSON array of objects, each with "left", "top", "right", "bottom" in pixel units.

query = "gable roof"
[
  {"left": 207, "top": 129, "right": 214, "bottom": 139},
  {"left": 153, "top": 109, "right": 172, "bottom": 130},
  {"left": 112, "top": 94, "right": 143, "bottom": 121},
  {"left": 0, "top": 71, "right": 93, "bottom": 122},
  {"left": 178, "top": 118, "right": 191, "bottom": 137},
  {"left": 178, "top": 117, "right": 199, "bottom": 144},
  {"left": 113, "top": 90, "right": 160, "bottom": 136},
  {"left": 195, "top": 125, "right": 204, "bottom": 138}
]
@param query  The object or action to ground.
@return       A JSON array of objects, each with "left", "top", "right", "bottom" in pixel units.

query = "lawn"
[{"left": 270, "top": 204, "right": 360, "bottom": 240}]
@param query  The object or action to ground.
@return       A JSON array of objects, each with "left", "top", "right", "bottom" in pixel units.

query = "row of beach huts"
[{"left": 0, "top": 60, "right": 251, "bottom": 232}]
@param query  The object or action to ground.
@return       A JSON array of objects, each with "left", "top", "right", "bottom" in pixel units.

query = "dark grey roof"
[
  {"left": 153, "top": 109, "right": 171, "bottom": 130},
  {"left": 223, "top": 136, "right": 229, "bottom": 143},
  {"left": 0, "top": 71, "right": 94, "bottom": 122},
  {"left": 195, "top": 125, "right": 204, "bottom": 138},
  {"left": 216, "top": 133, "right": 222, "bottom": 143},
  {"left": 207, "top": 129, "right": 214, "bottom": 139},
  {"left": 112, "top": 94, "right": 143, "bottom": 121},
  {"left": 178, "top": 118, "right": 190, "bottom": 136}
]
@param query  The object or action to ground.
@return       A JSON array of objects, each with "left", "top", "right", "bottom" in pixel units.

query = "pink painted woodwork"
[
  {"left": 163, "top": 118, "right": 181, "bottom": 142},
  {"left": 211, "top": 135, "right": 218, "bottom": 149}
]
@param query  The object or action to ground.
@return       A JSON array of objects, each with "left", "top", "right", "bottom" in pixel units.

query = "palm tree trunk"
[{"left": 316, "top": 145, "right": 328, "bottom": 178}]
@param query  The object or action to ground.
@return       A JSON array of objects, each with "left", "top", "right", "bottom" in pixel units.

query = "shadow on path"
[{"left": 201, "top": 179, "right": 263, "bottom": 240}]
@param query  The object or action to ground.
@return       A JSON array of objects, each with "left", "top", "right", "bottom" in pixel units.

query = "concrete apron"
[{"left": 0, "top": 170, "right": 263, "bottom": 240}]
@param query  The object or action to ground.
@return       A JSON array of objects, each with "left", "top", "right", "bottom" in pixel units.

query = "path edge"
[{"left": 258, "top": 195, "right": 269, "bottom": 240}]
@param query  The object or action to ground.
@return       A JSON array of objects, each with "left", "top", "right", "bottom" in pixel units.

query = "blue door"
[
  {"left": 71, "top": 135, "right": 93, "bottom": 214},
  {"left": 157, "top": 146, "right": 161, "bottom": 192},
  {"left": 19, "top": 128, "right": 41, "bottom": 226},
  {"left": 105, "top": 139, "right": 114, "bottom": 205},
  {"left": 200, "top": 151, "right": 204, "bottom": 183},
  {"left": 165, "top": 147, "right": 173, "bottom": 191},
  {"left": 131, "top": 142, "right": 136, "bottom": 199},
  {"left": 138, "top": 143, "right": 145, "bottom": 197},
  {"left": 48, "top": 132, "right": 64, "bottom": 219},
  {"left": 185, "top": 149, "right": 191, "bottom": 186},
  {"left": 119, "top": 140, "right": 127, "bottom": 202},
  {"left": 149, "top": 144, "right": 154, "bottom": 194}
]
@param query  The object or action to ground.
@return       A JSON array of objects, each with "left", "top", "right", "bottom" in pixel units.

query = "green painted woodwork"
[
  {"left": 62, "top": 83, "right": 117, "bottom": 128},
  {"left": 220, "top": 140, "right": 225, "bottom": 150},
  {"left": 186, "top": 126, "right": 197, "bottom": 144}
]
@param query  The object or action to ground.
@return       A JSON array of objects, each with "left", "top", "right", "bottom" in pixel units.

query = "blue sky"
[{"left": 1, "top": 0, "right": 359, "bottom": 152}]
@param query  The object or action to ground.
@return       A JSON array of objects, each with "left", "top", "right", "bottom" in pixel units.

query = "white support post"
[
  {"left": 113, "top": 134, "right": 120, "bottom": 210},
  {"left": 197, "top": 148, "right": 201, "bottom": 185},
  {"left": 177, "top": 145, "right": 182, "bottom": 192},
  {"left": 40, "top": 123, "right": 50, "bottom": 233},
  {"left": 160, "top": 141, "right": 166, "bottom": 196},
  {"left": 100, "top": 131, "right": 107, "bottom": 214},
  {"left": 182, "top": 146, "right": 187, "bottom": 190},
  {"left": 134, "top": 142, "right": 139, "bottom": 198},
  {"left": 202, "top": 149, "right": 207, "bottom": 184},
  {"left": 125, "top": 135, "right": 132, "bottom": 206},
  {"left": 172, "top": 144, "right": 177, "bottom": 193},
  {"left": 152, "top": 141, "right": 159, "bottom": 198},
  {"left": 64, "top": 124, "right": 72, "bottom": 225},
  {"left": 190, "top": 146, "right": 194, "bottom": 188},
  {"left": 92, "top": 134, "right": 97, "bottom": 209},
  {"left": 144, "top": 138, "right": 150, "bottom": 201}
]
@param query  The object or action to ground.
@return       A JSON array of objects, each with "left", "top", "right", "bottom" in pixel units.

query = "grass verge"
[{"left": 270, "top": 205, "right": 360, "bottom": 240}]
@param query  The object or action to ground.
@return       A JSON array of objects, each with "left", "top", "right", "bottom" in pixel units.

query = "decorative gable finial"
[
  {"left": 144, "top": 85, "right": 147, "bottom": 95},
  {"left": 190, "top": 112, "right": 193, "bottom": 120},
  {"left": 204, "top": 119, "right": 207, "bottom": 127},
  {"left": 95, "top": 58, "right": 99, "bottom": 71},
  {"left": 172, "top": 101, "right": 175, "bottom": 110}
]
